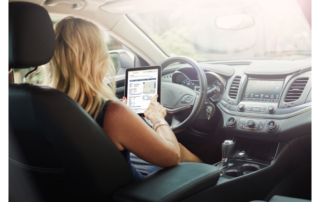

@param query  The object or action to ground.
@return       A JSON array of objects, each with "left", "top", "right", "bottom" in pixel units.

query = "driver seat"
[{"left": 9, "top": 2, "right": 134, "bottom": 202}]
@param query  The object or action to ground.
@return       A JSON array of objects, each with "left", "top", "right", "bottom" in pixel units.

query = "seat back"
[{"left": 9, "top": 2, "right": 134, "bottom": 201}]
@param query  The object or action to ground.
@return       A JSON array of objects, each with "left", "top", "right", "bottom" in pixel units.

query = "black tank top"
[{"left": 95, "top": 100, "right": 143, "bottom": 181}]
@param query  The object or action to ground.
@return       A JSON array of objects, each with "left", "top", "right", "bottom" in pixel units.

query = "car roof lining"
[{"left": 9, "top": 0, "right": 168, "bottom": 65}]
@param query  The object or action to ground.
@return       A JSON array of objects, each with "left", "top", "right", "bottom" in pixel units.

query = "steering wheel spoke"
[
  {"left": 165, "top": 105, "right": 191, "bottom": 114},
  {"left": 170, "top": 114, "right": 184, "bottom": 128}
]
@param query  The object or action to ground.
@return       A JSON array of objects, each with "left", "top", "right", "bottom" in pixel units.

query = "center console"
[
  {"left": 217, "top": 72, "right": 311, "bottom": 141},
  {"left": 212, "top": 71, "right": 311, "bottom": 183},
  {"left": 214, "top": 139, "right": 278, "bottom": 180}
]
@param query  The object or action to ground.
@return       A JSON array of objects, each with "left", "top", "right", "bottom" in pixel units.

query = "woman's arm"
[
  {"left": 178, "top": 143, "right": 203, "bottom": 163},
  {"left": 102, "top": 96, "right": 180, "bottom": 167}
]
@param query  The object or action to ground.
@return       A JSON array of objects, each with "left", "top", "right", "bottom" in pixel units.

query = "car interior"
[{"left": 9, "top": 0, "right": 312, "bottom": 202}]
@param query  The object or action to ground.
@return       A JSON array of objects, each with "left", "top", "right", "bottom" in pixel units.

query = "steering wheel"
[{"left": 154, "top": 56, "right": 207, "bottom": 133}]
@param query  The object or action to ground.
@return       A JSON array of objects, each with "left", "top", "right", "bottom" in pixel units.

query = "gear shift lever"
[{"left": 220, "top": 140, "right": 235, "bottom": 168}]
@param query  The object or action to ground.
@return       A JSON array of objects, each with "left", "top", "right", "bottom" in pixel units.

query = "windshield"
[{"left": 127, "top": 0, "right": 311, "bottom": 61}]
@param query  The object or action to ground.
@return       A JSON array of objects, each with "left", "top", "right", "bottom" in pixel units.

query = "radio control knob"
[
  {"left": 227, "top": 117, "right": 236, "bottom": 127},
  {"left": 267, "top": 121, "right": 277, "bottom": 131},
  {"left": 238, "top": 104, "right": 245, "bottom": 112},
  {"left": 247, "top": 120, "right": 255, "bottom": 128},
  {"left": 268, "top": 106, "right": 275, "bottom": 114}
]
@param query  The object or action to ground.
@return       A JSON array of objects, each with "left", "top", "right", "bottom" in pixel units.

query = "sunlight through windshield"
[{"left": 127, "top": 0, "right": 311, "bottom": 61}]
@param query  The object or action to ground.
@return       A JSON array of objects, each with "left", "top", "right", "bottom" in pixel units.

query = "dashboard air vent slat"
[
  {"left": 228, "top": 76, "right": 241, "bottom": 99},
  {"left": 284, "top": 78, "right": 309, "bottom": 102}
]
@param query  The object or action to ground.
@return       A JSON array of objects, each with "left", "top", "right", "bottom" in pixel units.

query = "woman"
[{"left": 45, "top": 17, "right": 202, "bottom": 180}]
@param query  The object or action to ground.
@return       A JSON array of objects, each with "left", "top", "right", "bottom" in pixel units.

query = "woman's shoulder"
[
  {"left": 96, "top": 100, "right": 122, "bottom": 126},
  {"left": 103, "top": 100, "right": 130, "bottom": 119}
]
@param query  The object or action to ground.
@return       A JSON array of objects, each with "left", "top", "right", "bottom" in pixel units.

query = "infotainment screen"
[
  {"left": 125, "top": 66, "right": 161, "bottom": 115},
  {"left": 243, "top": 79, "right": 284, "bottom": 102}
]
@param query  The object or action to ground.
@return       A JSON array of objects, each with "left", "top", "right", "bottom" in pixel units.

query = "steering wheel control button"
[
  {"left": 238, "top": 104, "right": 245, "bottom": 112},
  {"left": 268, "top": 106, "right": 275, "bottom": 114},
  {"left": 247, "top": 120, "right": 255, "bottom": 128},
  {"left": 227, "top": 117, "right": 236, "bottom": 128},
  {"left": 267, "top": 121, "right": 277, "bottom": 131},
  {"left": 181, "top": 95, "right": 194, "bottom": 104}
]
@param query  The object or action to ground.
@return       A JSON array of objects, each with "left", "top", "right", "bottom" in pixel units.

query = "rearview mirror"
[{"left": 215, "top": 14, "right": 255, "bottom": 30}]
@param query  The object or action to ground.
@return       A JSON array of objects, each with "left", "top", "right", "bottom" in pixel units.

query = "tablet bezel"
[{"left": 124, "top": 66, "right": 162, "bottom": 117}]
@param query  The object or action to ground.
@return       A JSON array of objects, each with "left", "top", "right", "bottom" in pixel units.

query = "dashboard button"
[
  {"left": 260, "top": 106, "right": 265, "bottom": 112},
  {"left": 252, "top": 107, "right": 260, "bottom": 112},
  {"left": 285, "top": 103, "right": 294, "bottom": 107},
  {"left": 220, "top": 100, "right": 228, "bottom": 107},
  {"left": 238, "top": 104, "right": 245, "bottom": 112},
  {"left": 247, "top": 120, "right": 255, "bottom": 128},
  {"left": 181, "top": 95, "right": 194, "bottom": 104},
  {"left": 247, "top": 106, "right": 252, "bottom": 111},
  {"left": 268, "top": 106, "right": 275, "bottom": 114}
]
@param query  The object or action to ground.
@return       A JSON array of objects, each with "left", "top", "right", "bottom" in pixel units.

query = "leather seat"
[
  {"left": 251, "top": 195, "right": 311, "bottom": 202},
  {"left": 9, "top": 2, "right": 134, "bottom": 201},
  {"left": 9, "top": 2, "right": 223, "bottom": 202}
]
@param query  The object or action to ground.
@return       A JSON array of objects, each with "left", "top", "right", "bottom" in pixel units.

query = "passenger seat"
[{"left": 251, "top": 195, "right": 311, "bottom": 202}]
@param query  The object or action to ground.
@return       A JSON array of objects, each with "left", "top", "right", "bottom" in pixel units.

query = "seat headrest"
[{"left": 9, "top": 2, "right": 55, "bottom": 69}]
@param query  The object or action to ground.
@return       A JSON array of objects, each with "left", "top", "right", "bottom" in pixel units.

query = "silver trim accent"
[
  {"left": 165, "top": 105, "right": 191, "bottom": 114},
  {"left": 236, "top": 74, "right": 248, "bottom": 104},
  {"left": 217, "top": 102, "right": 311, "bottom": 119},
  {"left": 232, "top": 159, "right": 269, "bottom": 166},
  {"left": 277, "top": 74, "right": 294, "bottom": 107},
  {"left": 223, "top": 140, "right": 234, "bottom": 144},
  {"left": 242, "top": 164, "right": 260, "bottom": 169}
]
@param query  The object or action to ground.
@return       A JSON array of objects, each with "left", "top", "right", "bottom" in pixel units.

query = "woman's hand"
[{"left": 144, "top": 95, "right": 167, "bottom": 123}]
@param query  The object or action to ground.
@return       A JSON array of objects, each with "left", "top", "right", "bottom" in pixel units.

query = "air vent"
[
  {"left": 285, "top": 78, "right": 309, "bottom": 102},
  {"left": 229, "top": 76, "right": 241, "bottom": 99}
]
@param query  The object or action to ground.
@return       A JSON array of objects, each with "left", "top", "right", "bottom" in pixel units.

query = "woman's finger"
[
  {"left": 150, "top": 94, "right": 158, "bottom": 103},
  {"left": 122, "top": 97, "right": 127, "bottom": 104}
]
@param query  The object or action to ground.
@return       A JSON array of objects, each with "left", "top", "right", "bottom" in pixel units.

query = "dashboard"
[{"left": 161, "top": 59, "right": 312, "bottom": 143}]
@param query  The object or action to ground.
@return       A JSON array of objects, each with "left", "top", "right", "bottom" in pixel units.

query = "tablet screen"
[{"left": 126, "top": 68, "right": 160, "bottom": 114}]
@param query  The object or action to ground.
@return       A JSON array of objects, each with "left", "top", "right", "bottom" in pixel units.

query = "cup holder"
[
  {"left": 224, "top": 169, "right": 239, "bottom": 177},
  {"left": 224, "top": 163, "right": 260, "bottom": 178}
]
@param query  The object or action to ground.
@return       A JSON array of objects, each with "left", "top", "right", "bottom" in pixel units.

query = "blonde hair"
[{"left": 45, "top": 16, "right": 117, "bottom": 119}]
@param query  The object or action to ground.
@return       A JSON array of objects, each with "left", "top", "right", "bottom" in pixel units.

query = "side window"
[
  {"left": 13, "top": 16, "right": 134, "bottom": 84},
  {"left": 102, "top": 31, "right": 135, "bottom": 76},
  {"left": 110, "top": 53, "right": 121, "bottom": 73}
]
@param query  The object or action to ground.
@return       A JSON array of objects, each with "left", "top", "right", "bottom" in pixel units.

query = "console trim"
[
  {"left": 217, "top": 102, "right": 311, "bottom": 119},
  {"left": 236, "top": 74, "right": 247, "bottom": 105}
]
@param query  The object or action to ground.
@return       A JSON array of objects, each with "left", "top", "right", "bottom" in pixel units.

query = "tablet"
[{"left": 125, "top": 66, "right": 161, "bottom": 116}]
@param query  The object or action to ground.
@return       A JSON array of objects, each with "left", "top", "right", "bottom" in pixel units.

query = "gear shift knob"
[{"left": 221, "top": 140, "right": 235, "bottom": 167}]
